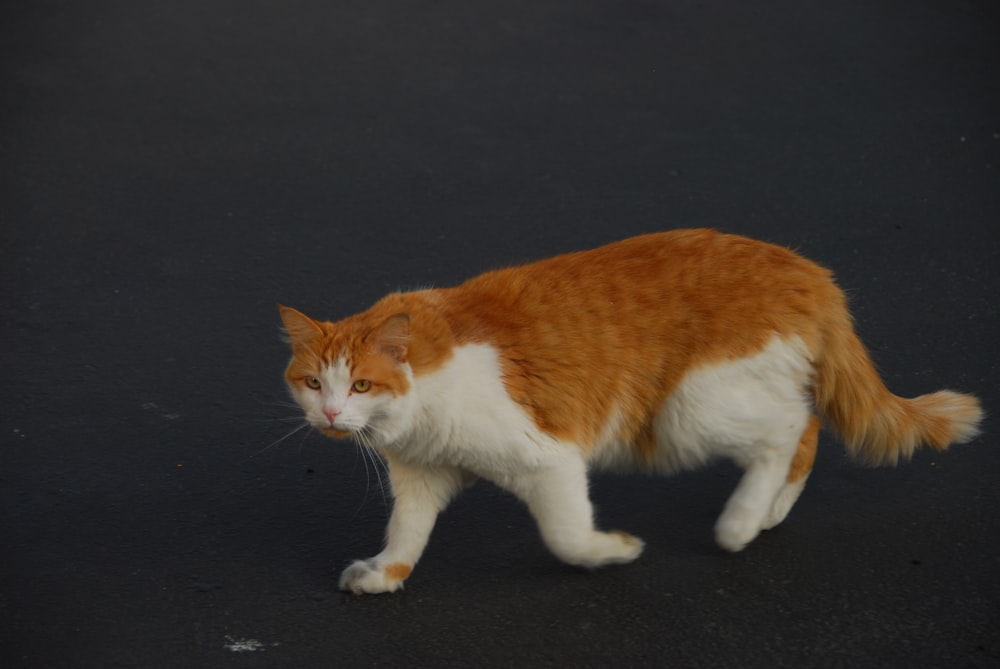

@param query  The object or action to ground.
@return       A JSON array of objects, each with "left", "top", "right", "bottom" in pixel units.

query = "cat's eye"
[
  {"left": 305, "top": 376, "right": 321, "bottom": 390},
  {"left": 352, "top": 379, "right": 371, "bottom": 393}
]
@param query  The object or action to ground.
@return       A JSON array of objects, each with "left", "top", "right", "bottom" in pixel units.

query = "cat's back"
[
  {"left": 439, "top": 228, "right": 832, "bottom": 344},
  {"left": 428, "top": 229, "right": 835, "bottom": 445}
]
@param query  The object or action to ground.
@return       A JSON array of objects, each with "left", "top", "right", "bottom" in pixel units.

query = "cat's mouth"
[{"left": 319, "top": 426, "right": 353, "bottom": 440}]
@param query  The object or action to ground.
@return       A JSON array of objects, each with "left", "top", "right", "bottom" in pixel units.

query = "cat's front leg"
[
  {"left": 502, "top": 447, "right": 644, "bottom": 569},
  {"left": 339, "top": 456, "right": 468, "bottom": 595}
]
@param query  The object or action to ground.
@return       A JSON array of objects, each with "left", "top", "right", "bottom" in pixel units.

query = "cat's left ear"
[
  {"left": 278, "top": 305, "right": 324, "bottom": 346},
  {"left": 369, "top": 313, "right": 410, "bottom": 363}
]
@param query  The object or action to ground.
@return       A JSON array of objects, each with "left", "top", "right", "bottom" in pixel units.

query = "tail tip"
[
  {"left": 933, "top": 389, "right": 983, "bottom": 446},
  {"left": 843, "top": 389, "right": 983, "bottom": 466}
]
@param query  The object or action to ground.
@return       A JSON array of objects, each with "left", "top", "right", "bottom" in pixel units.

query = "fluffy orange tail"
[{"left": 813, "top": 296, "right": 983, "bottom": 465}]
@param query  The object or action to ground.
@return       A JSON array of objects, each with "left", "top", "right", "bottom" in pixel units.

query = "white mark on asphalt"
[
  {"left": 141, "top": 402, "right": 181, "bottom": 421},
  {"left": 224, "top": 636, "right": 278, "bottom": 652}
]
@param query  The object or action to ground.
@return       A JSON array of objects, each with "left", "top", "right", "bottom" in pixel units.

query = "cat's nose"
[{"left": 322, "top": 408, "right": 341, "bottom": 424}]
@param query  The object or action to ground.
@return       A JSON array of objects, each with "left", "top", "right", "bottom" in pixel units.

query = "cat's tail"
[{"left": 812, "top": 294, "right": 983, "bottom": 466}]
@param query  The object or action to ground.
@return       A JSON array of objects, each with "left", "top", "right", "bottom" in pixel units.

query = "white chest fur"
[{"left": 386, "top": 344, "right": 564, "bottom": 476}]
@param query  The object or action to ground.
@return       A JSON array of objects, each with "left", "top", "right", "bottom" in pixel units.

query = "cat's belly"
[{"left": 587, "top": 336, "right": 814, "bottom": 474}]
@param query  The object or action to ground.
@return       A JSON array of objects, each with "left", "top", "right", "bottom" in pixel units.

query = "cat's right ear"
[
  {"left": 278, "top": 305, "right": 324, "bottom": 346},
  {"left": 368, "top": 313, "right": 410, "bottom": 363}
]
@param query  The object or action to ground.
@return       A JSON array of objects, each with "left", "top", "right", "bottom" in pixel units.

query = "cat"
[{"left": 278, "top": 228, "right": 982, "bottom": 595}]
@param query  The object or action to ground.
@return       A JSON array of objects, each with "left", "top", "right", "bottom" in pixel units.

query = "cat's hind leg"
[
  {"left": 660, "top": 336, "right": 815, "bottom": 552},
  {"left": 714, "top": 416, "right": 812, "bottom": 553},
  {"left": 502, "top": 447, "right": 644, "bottom": 568},
  {"left": 761, "top": 414, "right": 819, "bottom": 531}
]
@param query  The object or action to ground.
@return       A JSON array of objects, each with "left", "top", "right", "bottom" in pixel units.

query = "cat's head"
[{"left": 279, "top": 305, "right": 416, "bottom": 443}]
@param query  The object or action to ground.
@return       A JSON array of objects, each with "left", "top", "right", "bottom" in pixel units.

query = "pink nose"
[{"left": 323, "top": 408, "right": 341, "bottom": 423}]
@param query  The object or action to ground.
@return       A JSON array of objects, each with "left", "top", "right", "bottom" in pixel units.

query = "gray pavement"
[{"left": 2, "top": 1, "right": 998, "bottom": 667}]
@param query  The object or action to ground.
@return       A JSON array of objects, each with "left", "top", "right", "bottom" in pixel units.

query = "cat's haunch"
[{"left": 278, "top": 229, "right": 982, "bottom": 594}]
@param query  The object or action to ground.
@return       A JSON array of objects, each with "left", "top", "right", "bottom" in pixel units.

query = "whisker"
[
  {"left": 350, "top": 431, "right": 376, "bottom": 521},
  {"left": 347, "top": 427, "right": 391, "bottom": 518},
  {"left": 357, "top": 436, "right": 373, "bottom": 512},
  {"left": 250, "top": 395, "right": 305, "bottom": 424},
  {"left": 247, "top": 422, "right": 311, "bottom": 460},
  {"left": 363, "top": 450, "right": 389, "bottom": 514},
  {"left": 252, "top": 415, "right": 306, "bottom": 424},
  {"left": 252, "top": 395, "right": 302, "bottom": 409},
  {"left": 295, "top": 418, "right": 313, "bottom": 459},
  {"left": 358, "top": 427, "right": 390, "bottom": 512}
]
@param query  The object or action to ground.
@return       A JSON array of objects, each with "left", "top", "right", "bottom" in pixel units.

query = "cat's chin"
[{"left": 319, "top": 427, "right": 353, "bottom": 440}]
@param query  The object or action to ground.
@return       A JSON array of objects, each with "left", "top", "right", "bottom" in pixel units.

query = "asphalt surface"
[{"left": 2, "top": 1, "right": 998, "bottom": 667}]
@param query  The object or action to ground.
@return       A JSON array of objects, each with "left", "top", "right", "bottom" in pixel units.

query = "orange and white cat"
[{"left": 278, "top": 229, "right": 982, "bottom": 595}]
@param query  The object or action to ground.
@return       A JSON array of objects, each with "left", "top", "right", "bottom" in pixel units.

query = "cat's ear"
[
  {"left": 278, "top": 305, "right": 324, "bottom": 346},
  {"left": 368, "top": 313, "right": 410, "bottom": 363}
]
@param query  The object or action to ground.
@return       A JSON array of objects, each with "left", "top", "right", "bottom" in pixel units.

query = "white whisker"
[
  {"left": 351, "top": 427, "right": 390, "bottom": 517},
  {"left": 252, "top": 395, "right": 305, "bottom": 412},
  {"left": 252, "top": 415, "right": 306, "bottom": 424},
  {"left": 351, "top": 433, "right": 374, "bottom": 518},
  {"left": 248, "top": 421, "right": 311, "bottom": 460}
]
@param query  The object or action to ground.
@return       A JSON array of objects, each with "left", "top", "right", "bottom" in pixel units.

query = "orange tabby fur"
[
  {"left": 280, "top": 228, "right": 983, "bottom": 593},
  {"left": 284, "top": 229, "right": 978, "bottom": 466}
]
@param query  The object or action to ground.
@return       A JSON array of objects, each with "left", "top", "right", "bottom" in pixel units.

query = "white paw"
[
  {"left": 338, "top": 559, "right": 410, "bottom": 595},
  {"left": 604, "top": 531, "right": 645, "bottom": 565},
  {"left": 715, "top": 507, "right": 762, "bottom": 552},
  {"left": 558, "top": 530, "right": 645, "bottom": 568}
]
